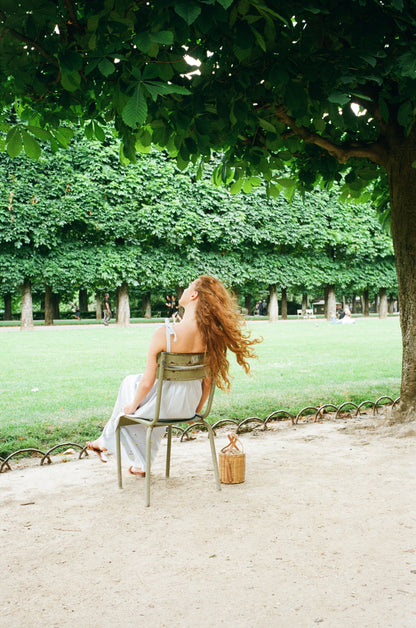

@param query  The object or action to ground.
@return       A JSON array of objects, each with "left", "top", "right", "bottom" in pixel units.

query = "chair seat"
[
  {"left": 120, "top": 413, "right": 201, "bottom": 424},
  {"left": 151, "top": 414, "right": 200, "bottom": 424}
]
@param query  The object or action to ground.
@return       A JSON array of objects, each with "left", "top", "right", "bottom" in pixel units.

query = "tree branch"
[
  {"left": 274, "top": 105, "right": 388, "bottom": 167},
  {"left": 0, "top": 23, "right": 58, "bottom": 66}
]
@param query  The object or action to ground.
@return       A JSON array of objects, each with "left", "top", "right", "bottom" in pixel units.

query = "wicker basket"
[{"left": 218, "top": 433, "right": 245, "bottom": 484}]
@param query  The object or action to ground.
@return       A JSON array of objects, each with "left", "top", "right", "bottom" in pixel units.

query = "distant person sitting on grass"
[
  {"left": 341, "top": 306, "right": 355, "bottom": 324},
  {"left": 74, "top": 304, "right": 81, "bottom": 320},
  {"left": 86, "top": 275, "right": 261, "bottom": 476}
]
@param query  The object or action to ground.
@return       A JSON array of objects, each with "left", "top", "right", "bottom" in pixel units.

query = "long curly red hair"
[{"left": 194, "top": 275, "right": 261, "bottom": 391}]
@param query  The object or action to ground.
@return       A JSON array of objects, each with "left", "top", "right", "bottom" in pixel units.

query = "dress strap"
[{"left": 164, "top": 319, "right": 177, "bottom": 352}]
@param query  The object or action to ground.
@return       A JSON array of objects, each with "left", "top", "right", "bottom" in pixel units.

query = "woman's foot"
[
  {"left": 129, "top": 466, "right": 146, "bottom": 477},
  {"left": 86, "top": 441, "right": 108, "bottom": 463}
]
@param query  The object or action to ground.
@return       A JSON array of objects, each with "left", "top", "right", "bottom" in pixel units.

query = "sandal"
[
  {"left": 129, "top": 466, "right": 146, "bottom": 477},
  {"left": 86, "top": 441, "right": 108, "bottom": 463}
]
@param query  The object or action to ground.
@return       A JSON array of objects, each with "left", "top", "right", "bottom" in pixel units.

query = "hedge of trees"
[{"left": 0, "top": 130, "right": 397, "bottom": 326}]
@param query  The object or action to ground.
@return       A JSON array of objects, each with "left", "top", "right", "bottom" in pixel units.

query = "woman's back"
[{"left": 166, "top": 319, "right": 205, "bottom": 354}]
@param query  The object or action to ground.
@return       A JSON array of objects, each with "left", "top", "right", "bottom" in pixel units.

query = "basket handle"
[
  {"left": 220, "top": 433, "right": 244, "bottom": 454},
  {"left": 225, "top": 457, "right": 233, "bottom": 483}
]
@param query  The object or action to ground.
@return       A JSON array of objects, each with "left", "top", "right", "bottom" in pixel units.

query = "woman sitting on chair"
[{"left": 86, "top": 275, "right": 260, "bottom": 476}]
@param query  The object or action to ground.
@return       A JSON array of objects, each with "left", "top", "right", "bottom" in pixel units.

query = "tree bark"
[
  {"left": 244, "top": 294, "right": 252, "bottom": 315},
  {"left": 388, "top": 136, "right": 416, "bottom": 419},
  {"left": 379, "top": 288, "right": 388, "bottom": 319},
  {"left": 116, "top": 282, "right": 130, "bottom": 326},
  {"left": 352, "top": 293, "right": 357, "bottom": 314},
  {"left": 79, "top": 288, "right": 88, "bottom": 313},
  {"left": 325, "top": 285, "right": 336, "bottom": 321},
  {"left": 281, "top": 287, "right": 288, "bottom": 320},
  {"left": 362, "top": 289, "right": 370, "bottom": 317},
  {"left": 3, "top": 293, "right": 12, "bottom": 320},
  {"left": 323, "top": 286, "right": 329, "bottom": 319},
  {"left": 268, "top": 284, "right": 279, "bottom": 322},
  {"left": 95, "top": 293, "right": 102, "bottom": 320},
  {"left": 143, "top": 293, "right": 151, "bottom": 319},
  {"left": 44, "top": 285, "right": 54, "bottom": 326},
  {"left": 20, "top": 279, "right": 33, "bottom": 330}
]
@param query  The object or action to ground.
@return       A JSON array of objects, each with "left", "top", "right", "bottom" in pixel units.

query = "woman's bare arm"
[{"left": 195, "top": 377, "right": 213, "bottom": 415}]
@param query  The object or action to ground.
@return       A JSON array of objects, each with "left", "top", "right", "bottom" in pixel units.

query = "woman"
[
  {"left": 341, "top": 305, "right": 355, "bottom": 324},
  {"left": 86, "top": 275, "right": 260, "bottom": 475}
]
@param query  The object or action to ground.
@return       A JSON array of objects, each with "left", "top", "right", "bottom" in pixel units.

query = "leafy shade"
[{"left": 0, "top": 2, "right": 413, "bottom": 196}]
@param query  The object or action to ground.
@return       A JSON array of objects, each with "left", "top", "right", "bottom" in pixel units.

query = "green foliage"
[
  {"left": 0, "top": 129, "right": 396, "bottom": 298},
  {"left": 0, "top": 1, "right": 414, "bottom": 192}
]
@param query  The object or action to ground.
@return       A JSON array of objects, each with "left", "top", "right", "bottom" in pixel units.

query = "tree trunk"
[
  {"left": 362, "top": 289, "right": 370, "bottom": 317},
  {"left": 325, "top": 285, "right": 336, "bottom": 321},
  {"left": 352, "top": 293, "right": 357, "bottom": 314},
  {"left": 53, "top": 293, "right": 60, "bottom": 319},
  {"left": 281, "top": 287, "right": 288, "bottom": 320},
  {"left": 323, "top": 286, "right": 328, "bottom": 319},
  {"left": 143, "top": 293, "right": 151, "bottom": 319},
  {"left": 268, "top": 284, "right": 279, "bottom": 322},
  {"left": 44, "top": 285, "right": 54, "bottom": 326},
  {"left": 379, "top": 288, "right": 388, "bottom": 319},
  {"left": 20, "top": 279, "right": 33, "bottom": 330},
  {"left": 301, "top": 293, "right": 307, "bottom": 316},
  {"left": 244, "top": 294, "right": 252, "bottom": 315},
  {"left": 79, "top": 288, "right": 88, "bottom": 313},
  {"left": 388, "top": 142, "right": 416, "bottom": 419},
  {"left": 4, "top": 292, "right": 12, "bottom": 320},
  {"left": 117, "top": 282, "right": 130, "bottom": 326},
  {"left": 95, "top": 293, "right": 102, "bottom": 320},
  {"left": 388, "top": 296, "right": 395, "bottom": 314},
  {"left": 374, "top": 294, "right": 379, "bottom": 313}
]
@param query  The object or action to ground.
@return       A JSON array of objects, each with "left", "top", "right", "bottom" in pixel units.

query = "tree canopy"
[
  {"left": 0, "top": 132, "right": 396, "bottom": 308},
  {"left": 0, "top": 1, "right": 414, "bottom": 190}
]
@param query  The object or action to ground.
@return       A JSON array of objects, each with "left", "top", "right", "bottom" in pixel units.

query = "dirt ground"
[{"left": 1, "top": 415, "right": 415, "bottom": 628}]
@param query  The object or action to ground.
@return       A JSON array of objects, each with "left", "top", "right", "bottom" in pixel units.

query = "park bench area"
[{"left": 297, "top": 308, "right": 316, "bottom": 319}]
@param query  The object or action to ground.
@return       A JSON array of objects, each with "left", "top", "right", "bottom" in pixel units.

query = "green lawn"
[{"left": 0, "top": 317, "right": 402, "bottom": 456}]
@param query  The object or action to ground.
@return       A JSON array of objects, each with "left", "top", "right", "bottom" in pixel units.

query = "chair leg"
[
  {"left": 145, "top": 426, "right": 153, "bottom": 507},
  {"left": 116, "top": 426, "right": 123, "bottom": 489},
  {"left": 165, "top": 425, "right": 172, "bottom": 477},
  {"left": 205, "top": 421, "right": 221, "bottom": 491}
]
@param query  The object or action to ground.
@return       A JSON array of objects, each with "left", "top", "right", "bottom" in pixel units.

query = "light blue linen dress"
[{"left": 97, "top": 321, "right": 203, "bottom": 469}]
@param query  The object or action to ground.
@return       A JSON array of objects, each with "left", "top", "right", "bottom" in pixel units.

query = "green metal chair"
[{"left": 116, "top": 351, "right": 221, "bottom": 506}]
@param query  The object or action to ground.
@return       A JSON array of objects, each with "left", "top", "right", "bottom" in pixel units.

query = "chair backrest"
[
  {"left": 153, "top": 352, "right": 214, "bottom": 423},
  {"left": 156, "top": 352, "right": 208, "bottom": 381}
]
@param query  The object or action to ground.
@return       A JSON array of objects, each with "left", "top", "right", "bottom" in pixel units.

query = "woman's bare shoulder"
[
  {"left": 171, "top": 321, "right": 205, "bottom": 352},
  {"left": 148, "top": 324, "right": 168, "bottom": 353}
]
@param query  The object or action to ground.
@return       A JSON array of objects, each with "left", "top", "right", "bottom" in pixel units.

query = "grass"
[
  {"left": 0, "top": 317, "right": 165, "bottom": 327},
  {"left": 0, "top": 317, "right": 402, "bottom": 457}
]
